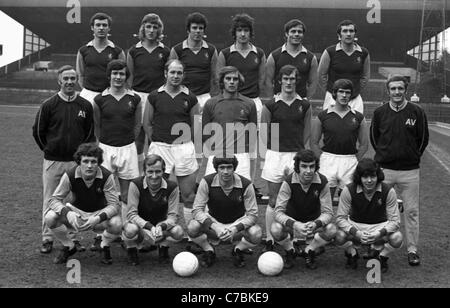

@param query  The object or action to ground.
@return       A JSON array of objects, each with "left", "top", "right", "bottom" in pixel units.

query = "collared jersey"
[
  {"left": 128, "top": 42, "right": 170, "bottom": 93},
  {"left": 275, "top": 172, "right": 333, "bottom": 227},
  {"left": 336, "top": 183, "right": 400, "bottom": 234},
  {"left": 220, "top": 44, "right": 265, "bottom": 98},
  {"left": 172, "top": 40, "right": 217, "bottom": 95},
  {"left": 94, "top": 89, "right": 141, "bottom": 146},
  {"left": 270, "top": 45, "right": 315, "bottom": 97},
  {"left": 48, "top": 165, "right": 120, "bottom": 218},
  {"left": 265, "top": 94, "right": 311, "bottom": 152},
  {"left": 192, "top": 173, "right": 258, "bottom": 232},
  {"left": 347, "top": 182, "right": 390, "bottom": 224},
  {"left": 132, "top": 177, "right": 178, "bottom": 226},
  {"left": 78, "top": 41, "right": 124, "bottom": 92},
  {"left": 318, "top": 107, "right": 364, "bottom": 155},
  {"left": 203, "top": 173, "right": 251, "bottom": 224},
  {"left": 202, "top": 93, "right": 257, "bottom": 155},
  {"left": 284, "top": 172, "right": 327, "bottom": 222},
  {"left": 148, "top": 86, "right": 198, "bottom": 144},
  {"left": 67, "top": 165, "right": 110, "bottom": 212},
  {"left": 325, "top": 43, "right": 369, "bottom": 97}
]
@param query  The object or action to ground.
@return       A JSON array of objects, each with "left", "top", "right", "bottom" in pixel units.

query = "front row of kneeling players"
[{"left": 46, "top": 143, "right": 401, "bottom": 273}]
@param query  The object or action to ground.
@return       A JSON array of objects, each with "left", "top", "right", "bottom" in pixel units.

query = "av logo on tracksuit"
[{"left": 405, "top": 118, "right": 416, "bottom": 126}]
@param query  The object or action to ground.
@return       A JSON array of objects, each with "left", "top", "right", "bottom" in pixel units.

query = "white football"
[
  {"left": 257, "top": 251, "right": 284, "bottom": 276},
  {"left": 172, "top": 251, "right": 199, "bottom": 277}
]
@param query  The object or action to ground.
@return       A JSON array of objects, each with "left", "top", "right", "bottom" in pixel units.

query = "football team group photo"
[{"left": 1, "top": 0, "right": 449, "bottom": 289}]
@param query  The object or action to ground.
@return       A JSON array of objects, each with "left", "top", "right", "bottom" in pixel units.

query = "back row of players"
[{"left": 32, "top": 12, "right": 428, "bottom": 271}]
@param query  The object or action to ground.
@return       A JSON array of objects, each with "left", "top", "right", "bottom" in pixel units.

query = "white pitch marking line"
[
  {"left": 0, "top": 105, "right": 39, "bottom": 108},
  {"left": 0, "top": 111, "right": 35, "bottom": 117},
  {"left": 426, "top": 142, "right": 450, "bottom": 175}
]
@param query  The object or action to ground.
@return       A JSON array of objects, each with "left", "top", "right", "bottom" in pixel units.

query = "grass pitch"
[{"left": 0, "top": 104, "right": 449, "bottom": 288}]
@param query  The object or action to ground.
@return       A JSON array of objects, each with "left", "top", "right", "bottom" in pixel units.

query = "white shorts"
[
  {"left": 80, "top": 88, "right": 101, "bottom": 107},
  {"left": 261, "top": 150, "right": 296, "bottom": 183},
  {"left": 252, "top": 97, "right": 263, "bottom": 128},
  {"left": 99, "top": 142, "right": 140, "bottom": 180},
  {"left": 346, "top": 219, "right": 389, "bottom": 234},
  {"left": 323, "top": 91, "right": 364, "bottom": 114},
  {"left": 148, "top": 141, "right": 198, "bottom": 177},
  {"left": 197, "top": 93, "right": 211, "bottom": 110},
  {"left": 319, "top": 152, "right": 358, "bottom": 189},
  {"left": 195, "top": 93, "right": 212, "bottom": 149},
  {"left": 205, "top": 152, "right": 251, "bottom": 180},
  {"left": 133, "top": 91, "right": 149, "bottom": 123}
]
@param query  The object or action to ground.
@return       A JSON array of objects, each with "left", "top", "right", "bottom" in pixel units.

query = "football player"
[
  {"left": 93, "top": 59, "right": 142, "bottom": 249},
  {"left": 335, "top": 158, "right": 403, "bottom": 273},
  {"left": 311, "top": 79, "right": 368, "bottom": 204},
  {"left": 123, "top": 154, "right": 184, "bottom": 265},
  {"left": 188, "top": 156, "right": 262, "bottom": 268},
  {"left": 265, "top": 19, "right": 318, "bottom": 99},
  {"left": 76, "top": 12, "right": 126, "bottom": 106},
  {"left": 127, "top": 13, "right": 169, "bottom": 174},
  {"left": 216, "top": 13, "right": 266, "bottom": 197},
  {"left": 317, "top": 19, "right": 370, "bottom": 114},
  {"left": 272, "top": 150, "right": 336, "bottom": 269},
  {"left": 169, "top": 12, "right": 218, "bottom": 115},
  {"left": 143, "top": 59, "right": 199, "bottom": 247},
  {"left": 260, "top": 64, "right": 312, "bottom": 252},
  {"left": 45, "top": 143, "right": 121, "bottom": 264},
  {"left": 202, "top": 66, "right": 257, "bottom": 180}
]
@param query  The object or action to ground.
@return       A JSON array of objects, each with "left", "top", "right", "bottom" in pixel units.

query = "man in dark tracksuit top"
[
  {"left": 33, "top": 65, "right": 95, "bottom": 254},
  {"left": 336, "top": 158, "right": 402, "bottom": 273},
  {"left": 123, "top": 154, "right": 184, "bottom": 266},
  {"left": 273, "top": 150, "right": 336, "bottom": 270},
  {"left": 45, "top": 143, "right": 121, "bottom": 265},
  {"left": 370, "top": 75, "right": 429, "bottom": 266},
  {"left": 188, "top": 156, "right": 262, "bottom": 268}
]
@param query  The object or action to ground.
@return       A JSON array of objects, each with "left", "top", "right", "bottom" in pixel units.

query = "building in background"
[{"left": 0, "top": 11, "right": 24, "bottom": 67}]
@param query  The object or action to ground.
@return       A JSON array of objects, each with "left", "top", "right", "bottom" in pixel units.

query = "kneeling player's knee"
[
  {"left": 270, "top": 222, "right": 285, "bottom": 241},
  {"left": 107, "top": 216, "right": 122, "bottom": 234},
  {"left": 334, "top": 230, "right": 348, "bottom": 246},
  {"left": 187, "top": 220, "right": 202, "bottom": 238},
  {"left": 123, "top": 222, "right": 139, "bottom": 239},
  {"left": 389, "top": 231, "right": 403, "bottom": 248},
  {"left": 170, "top": 225, "right": 185, "bottom": 241},
  {"left": 45, "top": 210, "right": 59, "bottom": 228},
  {"left": 246, "top": 225, "right": 262, "bottom": 244},
  {"left": 322, "top": 223, "right": 337, "bottom": 240}
]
